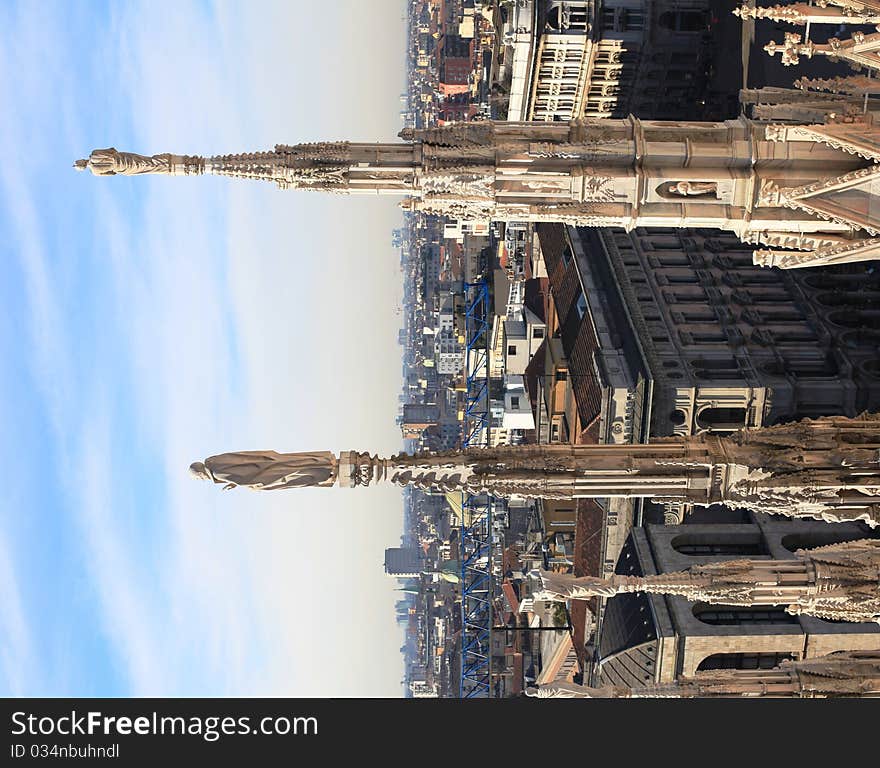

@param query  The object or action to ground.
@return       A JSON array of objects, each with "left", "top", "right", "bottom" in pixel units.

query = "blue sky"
[{"left": 0, "top": 0, "right": 408, "bottom": 696}]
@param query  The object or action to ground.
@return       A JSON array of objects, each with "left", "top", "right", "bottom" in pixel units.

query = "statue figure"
[
  {"left": 667, "top": 180, "right": 718, "bottom": 197},
  {"left": 73, "top": 148, "right": 173, "bottom": 176},
  {"left": 189, "top": 450, "right": 338, "bottom": 491}
]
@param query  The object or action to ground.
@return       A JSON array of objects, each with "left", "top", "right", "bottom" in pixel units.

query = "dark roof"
[{"left": 596, "top": 535, "right": 658, "bottom": 673}]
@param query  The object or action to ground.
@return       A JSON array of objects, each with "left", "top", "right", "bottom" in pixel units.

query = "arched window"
[
  {"left": 862, "top": 359, "right": 880, "bottom": 379},
  {"left": 697, "top": 653, "right": 795, "bottom": 671},
  {"left": 658, "top": 11, "right": 706, "bottom": 32},
  {"left": 693, "top": 358, "right": 739, "bottom": 369},
  {"left": 670, "top": 409, "right": 687, "bottom": 426},
  {"left": 693, "top": 370, "right": 743, "bottom": 381},
  {"left": 829, "top": 310, "right": 880, "bottom": 330},
  {"left": 696, "top": 407, "right": 746, "bottom": 430},
  {"left": 671, "top": 534, "right": 767, "bottom": 557},
  {"left": 784, "top": 358, "right": 839, "bottom": 378},
  {"left": 816, "top": 292, "right": 880, "bottom": 310},
  {"left": 842, "top": 329, "right": 880, "bottom": 350}
]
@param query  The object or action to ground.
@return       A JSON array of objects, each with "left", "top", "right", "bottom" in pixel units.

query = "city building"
[
  {"left": 592, "top": 516, "right": 880, "bottom": 687},
  {"left": 385, "top": 547, "right": 428, "bottom": 577},
  {"left": 497, "top": 1, "right": 717, "bottom": 122}
]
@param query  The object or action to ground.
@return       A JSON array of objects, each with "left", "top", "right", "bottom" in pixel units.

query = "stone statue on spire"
[
  {"left": 73, "top": 148, "right": 174, "bottom": 176},
  {"left": 188, "top": 414, "right": 880, "bottom": 527},
  {"left": 189, "top": 450, "right": 338, "bottom": 491}
]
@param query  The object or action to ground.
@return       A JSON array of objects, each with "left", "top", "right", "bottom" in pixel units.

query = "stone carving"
[
  {"left": 190, "top": 450, "right": 338, "bottom": 491},
  {"left": 74, "top": 148, "right": 173, "bottom": 176},
  {"left": 76, "top": 112, "right": 880, "bottom": 269},
  {"left": 192, "top": 415, "right": 880, "bottom": 526},
  {"left": 734, "top": 2, "right": 880, "bottom": 25},
  {"left": 755, "top": 235, "right": 880, "bottom": 268},
  {"left": 772, "top": 165, "right": 880, "bottom": 236},
  {"left": 420, "top": 169, "right": 496, "bottom": 198},
  {"left": 582, "top": 173, "right": 616, "bottom": 202},
  {"left": 667, "top": 181, "right": 718, "bottom": 197},
  {"left": 795, "top": 74, "right": 880, "bottom": 94},
  {"left": 532, "top": 538, "right": 880, "bottom": 623}
]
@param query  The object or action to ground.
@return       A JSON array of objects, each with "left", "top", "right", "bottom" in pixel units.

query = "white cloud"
[{"left": 0, "top": 534, "right": 37, "bottom": 696}]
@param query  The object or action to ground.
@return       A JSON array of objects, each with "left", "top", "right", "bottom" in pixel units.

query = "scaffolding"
[{"left": 459, "top": 279, "right": 496, "bottom": 697}]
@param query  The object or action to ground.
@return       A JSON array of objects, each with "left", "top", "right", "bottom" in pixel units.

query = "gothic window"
[
  {"left": 651, "top": 239, "right": 684, "bottom": 250},
  {"left": 816, "top": 292, "right": 880, "bottom": 310},
  {"left": 770, "top": 330, "right": 818, "bottom": 344},
  {"left": 862, "top": 359, "right": 880, "bottom": 379},
  {"left": 665, "top": 273, "right": 700, "bottom": 285},
  {"left": 689, "top": 331, "right": 728, "bottom": 344},
  {"left": 656, "top": 254, "right": 689, "bottom": 267},
  {"left": 668, "top": 291, "right": 707, "bottom": 304},
  {"left": 751, "top": 292, "right": 791, "bottom": 304},
  {"left": 671, "top": 535, "right": 766, "bottom": 557},
  {"left": 758, "top": 308, "right": 804, "bottom": 323},
  {"left": 680, "top": 310, "right": 716, "bottom": 323},
  {"left": 691, "top": 357, "right": 739, "bottom": 371},
  {"left": 692, "top": 606, "right": 798, "bottom": 626},
  {"left": 829, "top": 310, "right": 880, "bottom": 330},
  {"left": 696, "top": 407, "right": 747, "bottom": 430},
  {"left": 658, "top": 11, "right": 707, "bottom": 33},
  {"left": 842, "top": 329, "right": 880, "bottom": 349},
  {"left": 623, "top": 10, "right": 644, "bottom": 31},
  {"left": 781, "top": 358, "right": 839, "bottom": 378},
  {"left": 697, "top": 653, "right": 796, "bottom": 671}
]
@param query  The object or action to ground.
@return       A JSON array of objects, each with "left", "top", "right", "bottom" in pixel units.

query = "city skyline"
[{"left": 4, "top": 0, "right": 880, "bottom": 703}]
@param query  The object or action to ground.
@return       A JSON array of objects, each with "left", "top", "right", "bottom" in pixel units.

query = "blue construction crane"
[{"left": 459, "top": 279, "right": 496, "bottom": 698}]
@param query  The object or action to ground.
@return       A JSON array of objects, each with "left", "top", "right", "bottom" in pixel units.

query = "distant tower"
[{"left": 384, "top": 547, "right": 427, "bottom": 577}]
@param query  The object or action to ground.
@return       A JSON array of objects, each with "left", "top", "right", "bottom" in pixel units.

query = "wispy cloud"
[
  {"left": 0, "top": 534, "right": 37, "bottom": 697},
  {"left": 1, "top": 0, "right": 408, "bottom": 696}
]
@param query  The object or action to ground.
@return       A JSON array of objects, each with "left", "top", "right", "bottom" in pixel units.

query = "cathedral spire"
[
  {"left": 190, "top": 414, "right": 880, "bottom": 528},
  {"left": 532, "top": 538, "right": 880, "bottom": 623},
  {"left": 77, "top": 115, "right": 880, "bottom": 269}
]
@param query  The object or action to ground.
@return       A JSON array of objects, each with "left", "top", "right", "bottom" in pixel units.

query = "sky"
[{"left": 0, "top": 0, "right": 409, "bottom": 697}]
